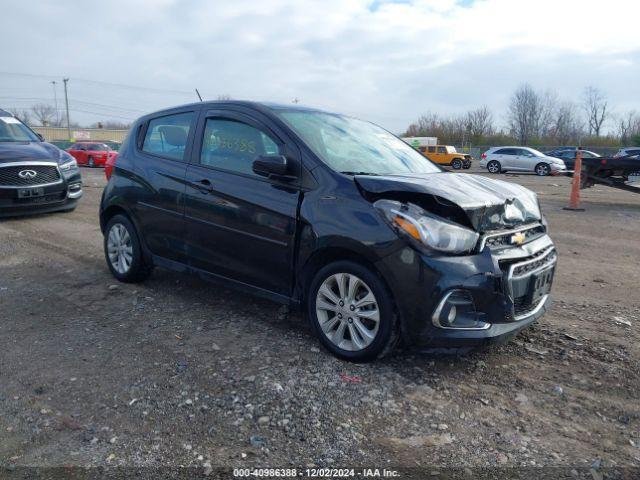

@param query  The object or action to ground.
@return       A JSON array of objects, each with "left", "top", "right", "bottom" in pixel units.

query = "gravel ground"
[{"left": 1, "top": 166, "right": 639, "bottom": 479}]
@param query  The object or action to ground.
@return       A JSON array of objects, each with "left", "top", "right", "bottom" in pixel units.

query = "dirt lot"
[{"left": 1, "top": 166, "right": 639, "bottom": 478}]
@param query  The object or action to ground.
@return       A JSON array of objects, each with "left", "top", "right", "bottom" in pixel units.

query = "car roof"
[{"left": 138, "top": 100, "right": 330, "bottom": 122}]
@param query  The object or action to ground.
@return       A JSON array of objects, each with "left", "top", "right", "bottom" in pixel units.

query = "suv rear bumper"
[{"left": 376, "top": 232, "right": 556, "bottom": 349}]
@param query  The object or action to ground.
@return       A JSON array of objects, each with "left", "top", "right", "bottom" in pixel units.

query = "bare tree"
[
  {"left": 582, "top": 86, "right": 608, "bottom": 136},
  {"left": 30, "top": 103, "right": 57, "bottom": 126},
  {"left": 548, "top": 102, "right": 584, "bottom": 145},
  {"left": 615, "top": 111, "right": 640, "bottom": 145},
  {"left": 8, "top": 108, "right": 31, "bottom": 125},
  {"left": 466, "top": 106, "right": 494, "bottom": 143},
  {"left": 507, "top": 84, "right": 556, "bottom": 145}
]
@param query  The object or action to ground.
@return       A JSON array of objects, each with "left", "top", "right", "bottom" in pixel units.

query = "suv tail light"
[{"left": 481, "top": 153, "right": 487, "bottom": 159}]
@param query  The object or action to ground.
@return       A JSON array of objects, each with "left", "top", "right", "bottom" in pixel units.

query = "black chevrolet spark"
[
  {"left": 100, "top": 101, "right": 557, "bottom": 361},
  {"left": 0, "top": 109, "right": 82, "bottom": 217}
]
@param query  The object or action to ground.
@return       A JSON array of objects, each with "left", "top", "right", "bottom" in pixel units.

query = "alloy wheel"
[
  {"left": 107, "top": 223, "right": 133, "bottom": 274},
  {"left": 315, "top": 273, "right": 380, "bottom": 352},
  {"left": 536, "top": 164, "right": 550, "bottom": 176},
  {"left": 487, "top": 161, "right": 500, "bottom": 173}
]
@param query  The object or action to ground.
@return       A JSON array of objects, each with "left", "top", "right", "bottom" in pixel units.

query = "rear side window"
[
  {"left": 200, "top": 119, "right": 279, "bottom": 177},
  {"left": 142, "top": 112, "right": 194, "bottom": 161},
  {"left": 494, "top": 148, "right": 515, "bottom": 155},
  {"left": 427, "top": 146, "right": 435, "bottom": 153}
]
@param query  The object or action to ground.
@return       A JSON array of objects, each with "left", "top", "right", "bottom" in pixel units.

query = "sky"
[{"left": 1, "top": 0, "right": 639, "bottom": 132}]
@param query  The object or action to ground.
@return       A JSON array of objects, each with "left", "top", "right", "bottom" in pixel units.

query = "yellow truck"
[{"left": 402, "top": 138, "right": 471, "bottom": 170}]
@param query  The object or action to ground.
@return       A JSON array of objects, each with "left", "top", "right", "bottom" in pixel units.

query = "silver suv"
[{"left": 480, "top": 146, "right": 566, "bottom": 176}]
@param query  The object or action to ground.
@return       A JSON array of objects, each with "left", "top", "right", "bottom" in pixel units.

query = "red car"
[{"left": 66, "top": 142, "right": 118, "bottom": 168}]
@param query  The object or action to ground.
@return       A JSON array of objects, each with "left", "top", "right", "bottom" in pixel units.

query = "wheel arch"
[
  {"left": 101, "top": 204, "right": 154, "bottom": 267},
  {"left": 295, "top": 245, "right": 398, "bottom": 318}
]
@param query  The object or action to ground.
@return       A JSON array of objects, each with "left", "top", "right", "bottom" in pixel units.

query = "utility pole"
[
  {"left": 62, "top": 78, "right": 71, "bottom": 140},
  {"left": 51, "top": 81, "right": 58, "bottom": 125}
]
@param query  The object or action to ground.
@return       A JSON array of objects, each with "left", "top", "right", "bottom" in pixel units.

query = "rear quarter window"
[{"left": 142, "top": 112, "right": 195, "bottom": 161}]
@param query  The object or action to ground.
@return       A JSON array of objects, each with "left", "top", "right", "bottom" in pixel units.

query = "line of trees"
[{"left": 403, "top": 84, "right": 640, "bottom": 148}]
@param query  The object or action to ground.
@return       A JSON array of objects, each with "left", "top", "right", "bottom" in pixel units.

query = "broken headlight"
[{"left": 375, "top": 199, "right": 479, "bottom": 254}]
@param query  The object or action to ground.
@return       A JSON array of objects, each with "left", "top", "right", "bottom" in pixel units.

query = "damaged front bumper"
[{"left": 375, "top": 227, "right": 557, "bottom": 350}]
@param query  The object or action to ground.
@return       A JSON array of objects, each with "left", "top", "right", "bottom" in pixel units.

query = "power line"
[
  {"left": 0, "top": 96, "right": 148, "bottom": 114},
  {"left": 0, "top": 71, "right": 194, "bottom": 96}
]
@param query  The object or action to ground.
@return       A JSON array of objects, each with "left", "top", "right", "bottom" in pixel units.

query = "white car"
[
  {"left": 480, "top": 146, "right": 567, "bottom": 176},
  {"left": 613, "top": 147, "right": 640, "bottom": 158}
]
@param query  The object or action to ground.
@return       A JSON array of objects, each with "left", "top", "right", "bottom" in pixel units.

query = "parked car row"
[{"left": 479, "top": 145, "right": 639, "bottom": 175}]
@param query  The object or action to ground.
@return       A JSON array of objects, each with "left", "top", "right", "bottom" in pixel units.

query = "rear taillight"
[
  {"left": 105, "top": 156, "right": 117, "bottom": 181},
  {"left": 481, "top": 153, "right": 487, "bottom": 159}
]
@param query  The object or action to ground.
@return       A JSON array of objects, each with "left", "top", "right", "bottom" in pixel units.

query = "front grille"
[
  {"left": 482, "top": 224, "right": 545, "bottom": 249},
  {"left": 511, "top": 248, "right": 557, "bottom": 278},
  {"left": 500, "top": 247, "right": 557, "bottom": 321},
  {"left": 514, "top": 298, "right": 541, "bottom": 318},
  {"left": 0, "top": 165, "right": 61, "bottom": 187}
]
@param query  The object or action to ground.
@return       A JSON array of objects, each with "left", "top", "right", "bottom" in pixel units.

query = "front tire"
[
  {"left": 535, "top": 162, "right": 551, "bottom": 176},
  {"left": 487, "top": 160, "right": 501, "bottom": 174},
  {"left": 104, "top": 214, "right": 153, "bottom": 283},
  {"left": 451, "top": 159, "right": 463, "bottom": 170},
  {"left": 308, "top": 261, "right": 398, "bottom": 362}
]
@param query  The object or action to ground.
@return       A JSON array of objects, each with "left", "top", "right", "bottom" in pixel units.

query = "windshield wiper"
[{"left": 340, "top": 171, "right": 380, "bottom": 176}]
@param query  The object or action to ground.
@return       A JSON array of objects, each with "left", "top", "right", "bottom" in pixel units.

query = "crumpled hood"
[
  {"left": 0, "top": 142, "right": 61, "bottom": 164},
  {"left": 355, "top": 172, "right": 541, "bottom": 232}
]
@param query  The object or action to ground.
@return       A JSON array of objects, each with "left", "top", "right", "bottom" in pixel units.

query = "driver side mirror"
[{"left": 252, "top": 154, "right": 293, "bottom": 180}]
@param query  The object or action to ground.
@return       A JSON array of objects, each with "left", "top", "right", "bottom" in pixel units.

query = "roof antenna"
[{"left": 195, "top": 88, "right": 203, "bottom": 102}]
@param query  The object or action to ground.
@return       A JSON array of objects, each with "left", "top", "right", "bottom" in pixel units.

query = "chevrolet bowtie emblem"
[{"left": 511, "top": 232, "right": 526, "bottom": 245}]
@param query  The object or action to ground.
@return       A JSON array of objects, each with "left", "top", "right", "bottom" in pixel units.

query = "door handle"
[{"left": 193, "top": 178, "right": 214, "bottom": 194}]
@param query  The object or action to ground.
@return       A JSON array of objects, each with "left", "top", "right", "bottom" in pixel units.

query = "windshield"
[
  {"left": 529, "top": 148, "right": 545, "bottom": 157},
  {"left": 0, "top": 116, "right": 39, "bottom": 142},
  {"left": 275, "top": 110, "right": 441, "bottom": 175},
  {"left": 87, "top": 143, "right": 111, "bottom": 151}
]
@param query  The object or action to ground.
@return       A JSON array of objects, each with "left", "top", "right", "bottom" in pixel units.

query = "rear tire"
[
  {"left": 487, "top": 160, "right": 501, "bottom": 174},
  {"left": 451, "top": 159, "right": 463, "bottom": 170},
  {"left": 307, "top": 260, "right": 398, "bottom": 362},
  {"left": 535, "top": 162, "right": 551, "bottom": 176},
  {"left": 104, "top": 214, "right": 153, "bottom": 283}
]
